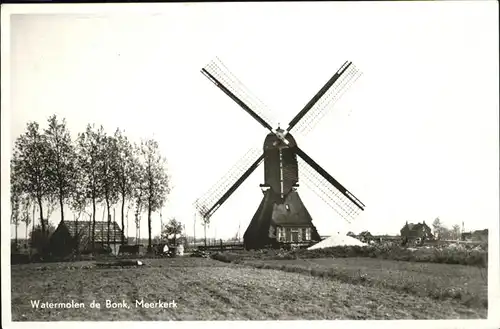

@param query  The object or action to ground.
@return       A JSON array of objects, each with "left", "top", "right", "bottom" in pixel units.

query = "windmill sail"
[
  {"left": 298, "top": 162, "right": 361, "bottom": 223},
  {"left": 196, "top": 56, "right": 367, "bottom": 249},
  {"left": 201, "top": 58, "right": 277, "bottom": 131},
  {"left": 296, "top": 146, "right": 364, "bottom": 223},
  {"left": 195, "top": 147, "right": 264, "bottom": 221},
  {"left": 288, "top": 62, "right": 362, "bottom": 136},
  {"left": 197, "top": 147, "right": 261, "bottom": 205},
  {"left": 295, "top": 66, "right": 362, "bottom": 136}
]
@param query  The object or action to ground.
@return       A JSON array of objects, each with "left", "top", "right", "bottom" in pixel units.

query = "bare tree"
[
  {"left": 432, "top": 217, "right": 442, "bottom": 240},
  {"left": 138, "top": 139, "right": 171, "bottom": 251},
  {"left": 12, "top": 122, "right": 51, "bottom": 233},
  {"left": 451, "top": 224, "right": 461, "bottom": 240},
  {"left": 195, "top": 204, "right": 210, "bottom": 247},
  {"left": 44, "top": 115, "right": 77, "bottom": 224}
]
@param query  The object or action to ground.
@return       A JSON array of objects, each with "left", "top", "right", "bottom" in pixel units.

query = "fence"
[
  {"left": 196, "top": 240, "right": 244, "bottom": 252},
  {"left": 195, "top": 240, "right": 314, "bottom": 252}
]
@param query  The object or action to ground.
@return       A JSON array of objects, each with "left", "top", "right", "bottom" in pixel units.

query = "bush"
[
  {"left": 211, "top": 252, "right": 241, "bottom": 263},
  {"left": 11, "top": 253, "right": 30, "bottom": 264},
  {"left": 210, "top": 244, "right": 488, "bottom": 267}
]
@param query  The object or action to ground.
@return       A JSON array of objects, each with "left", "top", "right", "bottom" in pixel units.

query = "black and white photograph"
[{"left": 1, "top": 2, "right": 499, "bottom": 328}]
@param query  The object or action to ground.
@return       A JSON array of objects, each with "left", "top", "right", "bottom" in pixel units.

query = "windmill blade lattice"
[
  {"left": 298, "top": 157, "right": 362, "bottom": 224},
  {"left": 203, "top": 57, "right": 278, "bottom": 130},
  {"left": 292, "top": 63, "right": 362, "bottom": 136},
  {"left": 195, "top": 147, "right": 263, "bottom": 219}
]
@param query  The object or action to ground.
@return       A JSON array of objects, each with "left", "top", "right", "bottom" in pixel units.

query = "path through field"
[{"left": 11, "top": 257, "right": 486, "bottom": 321}]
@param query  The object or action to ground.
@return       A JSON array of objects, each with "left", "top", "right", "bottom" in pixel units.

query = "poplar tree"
[
  {"left": 112, "top": 129, "right": 138, "bottom": 245},
  {"left": 44, "top": 115, "right": 77, "bottom": 223},
  {"left": 12, "top": 122, "right": 51, "bottom": 233},
  {"left": 138, "top": 139, "right": 170, "bottom": 251},
  {"left": 76, "top": 124, "right": 105, "bottom": 250}
]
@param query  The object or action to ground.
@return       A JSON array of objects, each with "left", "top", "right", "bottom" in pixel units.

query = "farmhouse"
[
  {"left": 400, "top": 221, "right": 433, "bottom": 243},
  {"left": 358, "top": 231, "right": 373, "bottom": 243},
  {"left": 49, "top": 220, "right": 125, "bottom": 256}
]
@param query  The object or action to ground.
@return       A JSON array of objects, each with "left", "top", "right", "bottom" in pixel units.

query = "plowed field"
[{"left": 11, "top": 257, "right": 487, "bottom": 321}]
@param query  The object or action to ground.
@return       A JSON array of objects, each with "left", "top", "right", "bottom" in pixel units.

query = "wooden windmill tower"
[{"left": 195, "top": 58, "right": 365, "bottom": 249}]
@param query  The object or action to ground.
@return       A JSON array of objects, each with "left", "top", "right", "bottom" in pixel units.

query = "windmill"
[{"left": 194, "top": 57, "right": 366, "bottom": 250}]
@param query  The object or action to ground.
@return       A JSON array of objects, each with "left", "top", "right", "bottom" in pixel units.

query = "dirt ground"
[{"left": 11, "top": 257, "right": 487, "bottom": 321}]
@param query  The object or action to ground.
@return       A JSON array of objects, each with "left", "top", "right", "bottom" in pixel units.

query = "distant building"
[
  {"left": 49, "top": 220, "right": 125, "bottom": 256},
  {"left": 472, "top": 229, "right": 488, "bottom": 242},
  {"left": 400, "top": 221, "right": 433, "bottom": 243},
  {"left": 461, "top": 232, "right": 473, "bottom": 241},
  {"left": 461, "top": 229, "right": 488, "bottom": 242},
  {"left": 358, "top": 231, "right": 373, "bottom": 243}
]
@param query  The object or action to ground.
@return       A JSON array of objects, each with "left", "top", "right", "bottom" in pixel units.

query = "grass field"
[
  {"left": 239, "top": 257, "right": 488, "bottom": 308},
  {"left": 11, "top": 257, "right": 487, "bottom": 321}
]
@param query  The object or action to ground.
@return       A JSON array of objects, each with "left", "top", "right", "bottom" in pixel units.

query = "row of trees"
[{"left": 10, "top": 114, "right": 170, "bottom": 252}]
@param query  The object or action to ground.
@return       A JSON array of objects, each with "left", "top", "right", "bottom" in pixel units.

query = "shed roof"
[{"left": 61, "top": 220, "right": 124, "bottom": 243}]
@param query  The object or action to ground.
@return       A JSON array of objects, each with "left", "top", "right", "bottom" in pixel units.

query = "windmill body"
[
  {"left": 263, "top": 130, "right": 298, "bottom": 196},
  {"left": 243, "top": 131, "right": 320, "bottom": 249},
  {"left": 195, "top": 58, "right": 365, "bottom": 250}
]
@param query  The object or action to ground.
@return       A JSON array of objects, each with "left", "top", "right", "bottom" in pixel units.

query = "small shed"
[
  {"left": 118, "top": 244, "right": 147, "bottom": 256},
  {"left": 49, "top": 220, "right": 125, "bottom": 256}
]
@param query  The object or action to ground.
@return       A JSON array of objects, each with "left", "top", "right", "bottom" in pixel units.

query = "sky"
[{"left": 4, "top": 2, "right": 499, "bottom": 240}]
